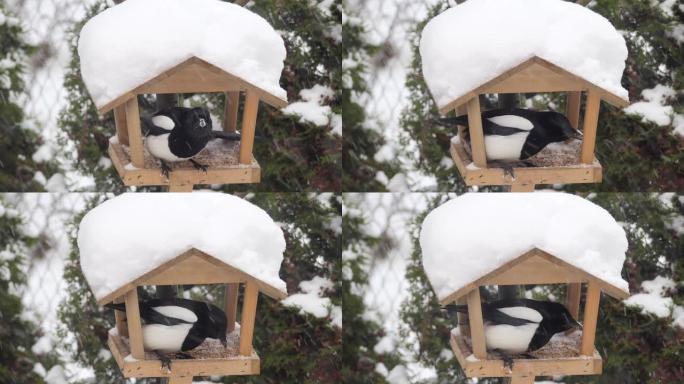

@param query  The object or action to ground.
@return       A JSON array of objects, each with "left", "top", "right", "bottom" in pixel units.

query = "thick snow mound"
[
  {"left": 79, "top": 0, "right": 286, "bottom": 109},
  {"left": 78, "top": 193, "right": 286, "bottom": 301},
  {"left": 420, "top": 193, "right": 628, "bottom": 301},
  {"left": 420, "top": 0, "right": 628, "bottom": 109}
]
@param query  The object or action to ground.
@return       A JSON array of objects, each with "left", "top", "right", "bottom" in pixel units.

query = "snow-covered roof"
[
  {"left": 420, "top": 0, "right": 628, "bottom": 110},
  {"left": 420, "top": 193, "right": 629, "bottom": 302},
  {"left": 78, "top": 0, "right": 286, "bottom": 111},
  {"left": 78, "top": 193, "right": 286, "bottom": 302}
]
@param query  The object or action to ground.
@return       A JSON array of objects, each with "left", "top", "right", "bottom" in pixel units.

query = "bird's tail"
[
  {"left": 104, "top": 303, "right": 126, "bottom": 312},
  {"left": 211, "top": 131, "right": 241, "bottom": 141},
  {"left": 432, "top": 115, "right": 469, "bottom": 128}
]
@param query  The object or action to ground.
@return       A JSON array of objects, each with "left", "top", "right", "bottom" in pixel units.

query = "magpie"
[
  {"left": 106, "top": 297, "right": 228, "bottom": 369},
  {"left": 142, "top": 106, "right": 241, "bottom": 178},
  {"left": 445, "top": 299, "right": 581, "bottom": 358},
  {"left": 434, "top": 108, "right": 582, "bottom": 161}
]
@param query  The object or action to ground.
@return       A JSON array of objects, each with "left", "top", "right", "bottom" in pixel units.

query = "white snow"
[
  {"left": 281, "top": 276, "right": 340, "bottom": 328},
  {"left": 420, "top": 0, "right": 628, "bottom": 109},
  {"left": 282, "top": 84, "right": 335, "bottom": 126},
  {"left": 78, "top": 0, "right": 286, "bottom": 109},
  {"left": 624, "top": 84, "right": 676, "bottom": 126},
  {"left": 623, "top": 275, "right": 676, "bottom": 318},
  {"left": 420, "top": 193, "right": 629, "bottom": 301},
  {"left": 77, "top": 193, "right": 287, "bottom": 301}
]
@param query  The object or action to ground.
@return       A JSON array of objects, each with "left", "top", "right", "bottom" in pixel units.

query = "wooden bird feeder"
[
  {"left": 440, "top": 248, "right": 630, "bottom": 384},
  {"left": 99, "top": 248, "right": 288, "bottom": 384},
  {"left": 438, "top": 56, "right": 629, "bottom": 191},
  {"left": 98, "top": 56, "right": 288, "bottom": 192}
]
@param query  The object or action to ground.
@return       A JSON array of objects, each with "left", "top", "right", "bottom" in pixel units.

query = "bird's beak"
[
  {"left": 220, "top": 337, "right": 228, "bottom": 348},
  {"left": 571, "top": 129, "right": 583, "bottom": 140},
  {"left": 574, "top": 321, "right": 583, "bottom": 330}
]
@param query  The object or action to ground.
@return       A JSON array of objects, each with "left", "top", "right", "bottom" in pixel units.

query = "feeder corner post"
[
  {"left": 225, "top": 282, "right": 239, "bottom": 333},
  {"left": 466, "top": 96, "right": 487, "bottom": 169},
  {"left": 238, "top": 90, "right": 260, "bottom": 165},
  {"left": 125, "top": 97, "right": 145, "bottom": 168},
  {"left": 580, "top": 89, "right": 601, "bottom": 164},
  {"left": 224, "top": 91, "right": 241, "bottom": 133},
  {"left": 124, "top": 288, "right": 145, "bottom": 359},
  {"left": 566, "top": 91, "right": 582, "bottom": 129},
  {"left": 238, "top": 280, "right": 259, "bottom": 356},
  {"left": 466, "top": 288, "right": 487, "bottom": 359},
  {"left": 580, "top": 281, "right": 601, "bottom": 356}
]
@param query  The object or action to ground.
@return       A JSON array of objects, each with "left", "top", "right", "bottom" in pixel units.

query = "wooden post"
[
  {"left": 125, "top": 289, "right": 145, "bottom": 359},
  {"left": 466, "top": 97, "right": 487, "bottom": 168},
  {"left": 580, "top": 90, "right": 601, "bottom": 164},
  {"left": 239, "top": 281, "right": 259, "bottom": 356},
  {"left": 566, "top": 283, "right": 582, "bottom": 319},
  {"left": 224, "top": 91, "right": 240, "bottom": 133},
  {"left": 168, "top": 376, "right": 192, "bottom": 384},
  {"left": 456, "top": 296, "right": 470, "bottom": 338},
  {"left": 466, "top": 289, "right": 487, "bottom": 359},
  {"left": 580, "top": 281, "right": 601, "bottom": 356},
  {"left": 225, "top": 283, "right": 239, "bottom": 333},
  {"left": 238, "top": 90, "right": 259, "bottom": 165},
  {"left": 114, "top": 105, "right": 129, "bottom": 146},
  {"left": 125, "top": 98, "right": 145, "bottom": 168},
  {"left": 114, "top": 296, "right": 128, "bottom": 337},
  {"left": 566, "top": 91, "right": 582, "bottom": 129}
]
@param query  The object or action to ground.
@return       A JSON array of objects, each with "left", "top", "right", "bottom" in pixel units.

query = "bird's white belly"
[
  {"left": 142, "top": 323, "right": 193, "bottom": 353},
  {"left": 145, "top": 134, "right": 187, "bottom": 162},
  {"left": 484, "top": 322, "right": 539, "bottom": 353},
  {"left": 484, "top": 132, "right": 529, "bottom": 161}
]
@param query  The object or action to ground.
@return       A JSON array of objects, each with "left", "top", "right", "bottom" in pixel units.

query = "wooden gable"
[
  {"left": 97, "top": 247, "right": 288, "bottom": 305},
  {"left": 438, "top": 56, "right": 630, "bottom": 115},
  {"left": 438, "top": 247, "right": 630, "bottom": 305},
  {"left": 97, "top": 56, "right": 288, "bottom": 114}
]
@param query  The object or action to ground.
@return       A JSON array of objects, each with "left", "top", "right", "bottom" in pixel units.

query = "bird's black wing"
[
  {"left": 443, "top": 303, "right": 535, "bottom": 326},
  {"left": 434, "top": 115, "right": 528, "bottom": 136},
  {"left": 180, "top": 325, "right": 207, "bottom": 351},
  {"left": 527, "top": 323, "right": 553, "bottom": 351},
  {"left": 105, "top": 300, "right": 196, "bottom": 326},
  {"left": 519, "top": 129, "right": 547, "bottom": 159},
  {"left": 141, "top": 115, "right": 172, "bottom": 136},
  {"left": 211, "top": 131, "right": 241, "bottom": 141}
]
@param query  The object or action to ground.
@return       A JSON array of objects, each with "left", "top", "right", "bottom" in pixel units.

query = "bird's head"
[
  {"left": 183, "top": 107, "right": 212, "bottom": 137},
  {"left": 544, "top": 301, "right": 582, "bottom": 333},
  {"left": 540, "top": 112, "right": 583, "bottom": 143},
  {"left": 199, "top": 302, "right": 229, "bottom": 348}
]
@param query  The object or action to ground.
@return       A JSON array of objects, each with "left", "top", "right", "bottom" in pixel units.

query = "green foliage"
[
  {"left": 58, "top": 0, "right": 341, "bottom": 192},
  {"left": 58, "top": 193, "right": 340, "bottom": 383},
  {"left": 0, "top": 1, "right": 57, "bottom": 191},
  {"left": 341, "top": 196, "right": 402, "bottom": 383},
  {"left": 341, "top": 6, "right": 398, "bottom": 191},
  {"left": 400, "top": 193, "right": 684, "bottom": 383},
  {"left": 0, "top": 197, "right": 46, "bottom": 383},
  {"left": 398, "top": 1, "right": 683, "bottom": 192}
]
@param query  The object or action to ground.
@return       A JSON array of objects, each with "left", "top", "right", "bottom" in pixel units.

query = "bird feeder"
[
  {"left": 420, "top": 0, "right": 631, "bottom": 191},
  {"left": 441, "top": 248, "right": 629, "bottom": 384},
  {"left": 78, "top": 193, "right": 288, "bottom": 384},
  {"left": 98, "top": 248, "right": 287, "bottom": 383},
  {"left": 420, "top": 193, "right": 630, "bottom": 384},
  {"left": 78, "top": 0, "right": 288, "bottom": 191}
]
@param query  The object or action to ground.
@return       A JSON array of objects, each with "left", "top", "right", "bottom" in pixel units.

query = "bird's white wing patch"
[
  {"left": 152, "top": 115, "right": 175, "bottom": 130},
  {"left": 484, "top": 132, "right": 528, "bottom": 161},
  {"left": 496, "top": 306, "right": 543, "bottom": 323},
  {"left": 487, "top": 115, "right": 533, "bottom": 131},
  {"left": 484, "top": 322, "right": 539, "bottom": 353},
  {"left": 152, "top": 305, "right": 198, "bottom": 323},
  {"left": 142, "top": 323, "right": 193, "bottom": 353}
]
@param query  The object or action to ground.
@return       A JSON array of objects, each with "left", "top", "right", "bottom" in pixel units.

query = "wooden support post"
[
  {"left": 580, "top": 281, "right": 601, "bottom": 356},
  {"left": 125, "top": 289, "right": 145, "bottom": 359},
  {"left": 466, "top": 289, "right": 487, "bottom": 359},
  {"left": 466, "top": 97, "right": 487, "bottom": 168},
  {"left": 238, "top": 90, "right": 259, "bottom": 165},
  {"left": 456, "top": 296, "right": 470, "bottom": 338},
  {"left": 566, "top": 283, "right": 582, "bottom": 319},
  {"left": 225, "top": 283, "right": 239, "bottom": 333},
  {"left": 113, "top": 296, "right": 128, "bottom": 337},
  {"left": 455, "top": 105, "right": 468, "bottom": 143},
  {"left": 239, "top": 281, "right": 259, "bottom": 356},
  {"left": 168, "top": 376, "right": 192, "bottom": 384},
  {"left": 125, "top": 98, "right": 145, "bottom": 168},
  {"left": 113, "top": 105, "right": 129, "bottom": 146},
  {"left": 580, "top": 90, "right": 601, "bottom": 164},
  {"left": 224, "top": 91, "right": 240, "bottom": 133},
  {"left": 566, "top": 91, "right": 582, "bottom": 129}
]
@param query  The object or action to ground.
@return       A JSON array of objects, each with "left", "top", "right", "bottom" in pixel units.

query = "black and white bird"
[
  {"left": 445, "top": 299, "right": 581, "bottom": 356},
  {"left": 435, "top": 108, "right": 582, "bottom": 161},
  {"left": 142, "top": 106, "right": 241, "bottom": 177},
  {"left": 106, "top": 298, "right": 228, "bottom": 368}
]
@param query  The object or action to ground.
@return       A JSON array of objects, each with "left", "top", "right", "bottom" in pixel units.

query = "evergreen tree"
[
  {"left": 0, "top": 1, "right": 57, "bottom": 191},
  {"left": 400, "top": 193, "right": 684, "bottom": 383},
  {"left": 341, "top": 5, "right": 398, "bottom": 191},
  {"left": 0, "top": 196, "right": 46, "bottom": 383},
  {"left": 341, "top": 196, "right": 403, "bottom": 383},
  {"left": 399, "top": 1, "right": 684, "bottom": 192},
  {"left": 58, "top": 0, "right": 341, "bottom": 192},
  {"left": 58, "top": 193, "right": 341, "bottom": 383}
]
